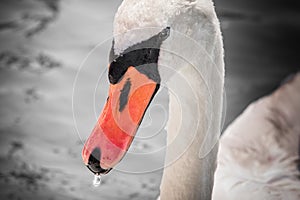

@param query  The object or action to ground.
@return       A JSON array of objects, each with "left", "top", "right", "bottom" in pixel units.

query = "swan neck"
[{"left": 159, "top": 65, "right": 222, "bottom": 199}]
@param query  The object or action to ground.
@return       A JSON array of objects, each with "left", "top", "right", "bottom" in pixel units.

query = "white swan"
[
  {"left": 81, "top": 0, "right": 300, "bottom": 199},
  {"left": 82, "top": 0, "right": 224, "bottom": 199},
  {"left": 213, "top": 73, "right": 300, "bottom": 200}
]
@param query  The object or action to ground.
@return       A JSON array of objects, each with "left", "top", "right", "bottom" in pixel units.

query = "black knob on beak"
[{"left": 87, "top": 148, "right": 112, "bottom": 174}]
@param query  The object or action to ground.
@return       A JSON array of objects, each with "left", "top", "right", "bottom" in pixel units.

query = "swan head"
[
  {"left": 81, "top": 1, "right": 175, "bottom": 175},
  {"left": 81, "top": 0, "right": 219, "bottom": 175}
]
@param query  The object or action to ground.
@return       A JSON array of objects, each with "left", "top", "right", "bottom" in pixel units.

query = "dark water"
[{"left": 215, "top": 0, "right": 300, "bottom": 126}]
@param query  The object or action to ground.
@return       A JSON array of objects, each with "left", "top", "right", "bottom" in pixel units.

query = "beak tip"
[
  {"left": 86, "top": 164, "right": 112, "bottom": 175},
  {"left": 84, "top": 147, "right": 112, "bottom": 175}
]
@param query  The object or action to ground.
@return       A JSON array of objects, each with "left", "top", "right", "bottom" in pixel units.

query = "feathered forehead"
[{"left": 113, "top": 0, "right": 178, "bottom": 55}]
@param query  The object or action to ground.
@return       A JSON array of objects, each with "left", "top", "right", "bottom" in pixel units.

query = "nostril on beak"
[{"left": 87, "top": 148, "right": 112, "bottom": 175}]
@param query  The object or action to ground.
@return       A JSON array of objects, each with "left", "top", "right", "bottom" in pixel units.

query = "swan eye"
[{"left": 108, "top": 27, "right": 170, "bottom": 84}]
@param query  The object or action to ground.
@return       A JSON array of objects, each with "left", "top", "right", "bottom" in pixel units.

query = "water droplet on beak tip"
[{"left": 93, "top": 174, "right": 102, "bottom": 187}]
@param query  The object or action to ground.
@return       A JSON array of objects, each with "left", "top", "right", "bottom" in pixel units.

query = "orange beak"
[{"left": 82, "top": 66, "right": 159, "bottom": 174}]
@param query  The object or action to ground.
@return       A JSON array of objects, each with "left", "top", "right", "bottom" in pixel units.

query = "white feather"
[{"left": 213, "top": 74, "right": 300, "bottom": 200}]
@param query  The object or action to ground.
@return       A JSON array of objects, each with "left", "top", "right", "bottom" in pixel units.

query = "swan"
[
  {"left": 213, "top": 73, "right": 300, "bottom": 200},
  {"left": 82, "top": 0, "right": 224, "bottom": 199},
  {"left": 82, "top": 0, "right": 300, "bottom": 199}
]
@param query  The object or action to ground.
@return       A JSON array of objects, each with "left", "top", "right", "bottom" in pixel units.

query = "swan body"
[{"left": 213, "top": 74, "right": 300, "bottom": 200}]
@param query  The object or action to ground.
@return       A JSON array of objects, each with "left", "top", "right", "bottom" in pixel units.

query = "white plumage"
[
  {"left": 112, "top": 0, "right": 300, "bottom": 199},
  {"left": 213, "top": 74, "right": 300, "bottom": 200}
]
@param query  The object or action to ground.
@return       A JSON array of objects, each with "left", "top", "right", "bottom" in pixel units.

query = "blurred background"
[{"left": 0, "top": 0, "right": 299, "bottom": 199}]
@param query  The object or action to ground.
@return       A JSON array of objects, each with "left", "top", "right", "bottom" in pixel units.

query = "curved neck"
[
  {"left": 160, "top": 66, "right": 223, "bottom": 200},
  {"left": 157, "top": 3, "right": 224, "bottom": 199}
]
